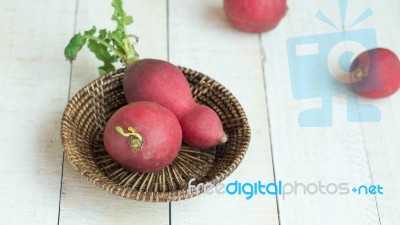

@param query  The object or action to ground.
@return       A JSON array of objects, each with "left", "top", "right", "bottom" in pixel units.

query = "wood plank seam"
[
  {"left": 57, "top": 0, "right": 80, "bottom": 224},
  {"left": 359, "top": 126, "right": 382, "bottom": 224},
  {"left": 258, "top": 33, "right": 282, "bottom": 225}
]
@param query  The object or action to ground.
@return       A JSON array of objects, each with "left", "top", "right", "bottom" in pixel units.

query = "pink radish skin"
[
  {"left": 103, "top": 101, "right": 182, "bottom": 173},
  {"left": 350, "top": 48, "right": 400, "bottom": 98},
  {"left": 224, "top": 0, "right": 287, "bottom": 33},
  {"left": 180, "top": 104, "right": 227, "bottom": 149},
  {"left": 124, "top": 59, "right": 194, "bottom": 118},
  {"left": 123, "top": 59, "right": 227, "bottom": 149}
]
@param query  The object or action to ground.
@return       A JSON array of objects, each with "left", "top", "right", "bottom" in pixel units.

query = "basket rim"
[{"left": 60, "top": 66, "right": 251, "bottom": 202}]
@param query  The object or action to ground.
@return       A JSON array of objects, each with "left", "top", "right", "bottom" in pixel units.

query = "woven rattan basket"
[{"left": 61, "top": 67, "right": 251, "bottom": 202}]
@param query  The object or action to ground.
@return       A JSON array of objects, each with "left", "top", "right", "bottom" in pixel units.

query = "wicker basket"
[{"left": 60, "top": 67, "right": 251, "bottom": 202}]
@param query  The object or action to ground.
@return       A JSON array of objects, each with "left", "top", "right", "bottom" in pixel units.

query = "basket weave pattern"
[{"left": 61, "top": 67, "right": 251, "bottom": 202}]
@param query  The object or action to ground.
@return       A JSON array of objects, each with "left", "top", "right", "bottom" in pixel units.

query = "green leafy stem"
[{"left": 64, "top": 0, "right": 139, "bottom": 75}]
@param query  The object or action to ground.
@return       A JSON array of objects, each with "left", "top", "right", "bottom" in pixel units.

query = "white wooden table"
[{"left": 1, "top": 0, "right": 399, "bottom": 224}]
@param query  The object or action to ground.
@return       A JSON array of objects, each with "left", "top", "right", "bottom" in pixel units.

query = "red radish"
[
  {"left": 124, "top": 59, "right": 194, "bottom": 118},
  {"left": 223, "top": 0, "right": 287, "bottom": 33},
  {"left": 350, "top": 48, "right": 400, "bottom": 98},
  {"left": 123, "top": 59, "right": 227, "bottom": 149},
  {"left": 103, "top": 101, "right": 182, "bottom": 173},
  {"left": 180, "top": 104, "right": 228, "bottom": 149}
]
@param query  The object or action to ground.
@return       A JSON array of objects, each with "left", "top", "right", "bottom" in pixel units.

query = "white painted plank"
[
  {"left": 59, "top": 0, "right": 169, "bottom": 224},
  {"left": 169, "top": 0, "right": 279, "bottom": 224},
  {"left": 261, "top": 0, "right": 397, "bottom": 224},
  {"left": 354, "top": 1, "right": 400, "bottom": 224},
  {"left": 0, "top": 0, "right": 75, "bottom": 224}
]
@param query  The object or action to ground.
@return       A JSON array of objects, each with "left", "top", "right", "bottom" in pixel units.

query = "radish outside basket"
[{"left": 60, "top": 67, "right": 251, "bottom": 202}]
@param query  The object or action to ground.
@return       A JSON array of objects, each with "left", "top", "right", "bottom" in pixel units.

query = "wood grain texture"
[
  {"left": 0, "top": 0, "right": 75, "bottom": 224},
  {"left": 354, "top": 1, "right": 400, "bottom": 224},
  {"left": 169, "top": 0, "right": 279, "bottom": 224},
  {"left": 1, "top": 0, "right": 399, "bottom": 224},
  {"left": 58, "top": 1, "right": 169, "bottom": 224},
  {"left": 261, "top": 0, "right": 399, "bottom": 224}
]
